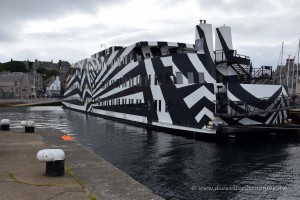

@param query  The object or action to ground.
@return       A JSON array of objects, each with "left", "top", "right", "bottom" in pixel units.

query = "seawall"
[{"left": 36, "top": 127, "right": 164, "bottom": 200}]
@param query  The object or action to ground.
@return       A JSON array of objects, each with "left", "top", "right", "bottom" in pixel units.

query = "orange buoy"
[{"left": 61, "top": 135, "right": 73, "bottom": 141}]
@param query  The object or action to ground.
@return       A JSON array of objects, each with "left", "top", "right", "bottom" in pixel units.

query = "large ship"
[{"left": 63, "top": 20, "right": 291, "bottom": 136}]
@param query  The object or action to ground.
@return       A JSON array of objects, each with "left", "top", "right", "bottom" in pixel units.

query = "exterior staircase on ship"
[
  {"left": 213, "top": 48, "right": 300, "bottom": 118},
  {"left": 215, "top": 49, "right": 273, "bottom": 83}
]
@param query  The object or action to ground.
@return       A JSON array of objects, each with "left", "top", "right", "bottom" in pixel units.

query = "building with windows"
[
  {"left": 45, "top": 76, "right": 61, "bottom": 97},
  {"left": 0, "top": 72, "right": 31, "bottom": 98}
]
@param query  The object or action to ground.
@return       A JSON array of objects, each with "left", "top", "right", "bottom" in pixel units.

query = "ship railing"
[
  {"left": 216, "top": 94, "right": 300, "bottom": 117},
  {"left": 214, "top": 49, "right": 250, "bottom": 64},
  {"left": 251, "top": 66, "right": 273, "bottom": 82}
]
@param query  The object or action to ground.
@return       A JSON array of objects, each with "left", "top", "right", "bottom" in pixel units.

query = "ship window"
[
  {"left": 175, "top": 72, "right": 183, "bottom": 84},
  {"left": 148, "top": 75, "right": 151, "bottom": 85},
  {"left": 136, "top": 76, "right": 139, "bottom": 86},
  {"left": 154, "top": 100, "right": 158, "bottom": 111},
  {"left": 155, "top": 74, "right": 161, "bottom": 85},
  {"left": 148, "top": 100, "right": 151, "bottom": 111},
  {"left": 198, "top": 72, "right": 205, "bottom": 83},
  {"left": 188, "top": 72, "right": 194, "bottom": 83},
  {"left": 145, "top": 76, "right": 148, "bottom": 86},
  {"left": 158, "top": 100, "right": 161, "bottom": 112},
  {"left": 165, "top": 101, "right": 169, "bottom": 112}
]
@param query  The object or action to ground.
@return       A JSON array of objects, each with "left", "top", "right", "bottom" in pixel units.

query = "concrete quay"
[
  {"left": 0, "top": 128, "right": 164, "bottom": 200},
  {"left": 0, "top": 98, "right": 61, "bottom": 107}
]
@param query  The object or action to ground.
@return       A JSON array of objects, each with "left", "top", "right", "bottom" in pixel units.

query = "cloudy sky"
[{"left": 0, "top": 0, "right": 299, "bottom": 68}]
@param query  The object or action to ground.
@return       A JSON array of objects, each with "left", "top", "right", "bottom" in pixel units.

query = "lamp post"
[{"left": 31, "top": 70, "right": 36, "bottom": 98}]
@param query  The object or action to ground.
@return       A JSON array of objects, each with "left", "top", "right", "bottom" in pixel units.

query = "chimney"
[
  {"left": 215, "top": 26, "right": 233, "bottom": 51},
  {"left": 195, "top": 20, "right": 214, "bottom": 59}
]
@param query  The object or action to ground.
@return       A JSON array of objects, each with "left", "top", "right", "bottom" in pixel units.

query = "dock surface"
[{"left": 0, "top": 128, "right": 164, "bottom": 200}]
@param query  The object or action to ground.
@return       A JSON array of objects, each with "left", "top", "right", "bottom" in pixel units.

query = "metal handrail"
[{"left": 216, "top": 94, "right": 300, "bottom": 117}]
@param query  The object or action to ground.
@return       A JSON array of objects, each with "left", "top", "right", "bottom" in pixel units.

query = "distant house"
[
  {"left": 0, "top": 72, "right": 31, "bottom": 98},
  {"left": 45, "top": 76, "right": 61, "bottom": 97}
]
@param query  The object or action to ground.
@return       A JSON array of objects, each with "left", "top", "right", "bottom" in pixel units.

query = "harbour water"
[{"left": 1, "top": 106, "right": 300, "bottom": 200}]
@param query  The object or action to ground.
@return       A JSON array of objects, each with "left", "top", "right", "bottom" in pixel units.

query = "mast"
[
  {"left": 296, "top": 39, "right": 300, "bottom": 94},
  {"left": 292, "top": 56, "right": 295, "bottom": 94},
  {"left": 287, "top": 55, "right": 290, "bottom": 91},
  {"left": 279, "top": 42, "right": 284, "bottom": 85}
]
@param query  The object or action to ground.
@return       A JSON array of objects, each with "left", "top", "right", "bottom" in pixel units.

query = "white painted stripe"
[
  {"left": 112, "top": 62, "right": 139, "bottom": 80},
  {"left": 186, "top": 44, "right": 194, "bottom": 49},
  {"left": 118, "top": 44, "right": 135, "bottom": 60},
  {"left": 101, "top": 91, "right": 144, "bottom": 102},
  {"left": 93, "top": 108, "right": 147, "bottom": 123},
  {"left": 167, "top": 42, "right": 178, "bottom": 47},
  {"left": 161, "top": 56, "right": 188, "bottom": 84},
  {"left": 148, "top": 41, "right": 158, "bottom": 46},
  {"left": 240, "top": 84, "right": 282, "bottom": 99},
  {"left": 195, "top": 107, "right": 214, "bottom": 122},
  {"left": 145, "top": 59, "right": 173, "bottom": 123},
  {"left": 238, "top": 118, "right": 262, "bottom": 125},
  {"left": 106, "top": 50, "right": 119, "bottom": 65},
  {"left": 227, "top": 90, "right": 240, "bottom": 102},
  {"left": 152, "top": 122, "right": 216, "bottom": 134},
  {"left": 93, "top": 62, "right": 139, "bottom": 97},
  {"left": 187, "top": 53, "right": 216, "bottom": 83},
  {"left": 184, "top": 85, "right": 215, "bottom": 108},
  {"left": 265, "top": 112, "right": 276, "bottom": 124}
]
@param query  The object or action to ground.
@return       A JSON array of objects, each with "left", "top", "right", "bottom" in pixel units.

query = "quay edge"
[{"left": 35, "top": 127, "right": 165, "bottom": 200}]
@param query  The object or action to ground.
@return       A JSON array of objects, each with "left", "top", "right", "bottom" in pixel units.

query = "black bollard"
[
  {"left": 46, "top": 160, "right": 65, "bottom": 176},
  {"left": 25, "top": 126, "right": 35, "bottom": 133},
  {"left": 0, "top": 124, "right": 10, "bottom": 131},
  {"left": 0, "top": 119, "right": 10, "bottom": 131},
  {"left": 37, "top": 149, "right": 65, "bottom": 177}
]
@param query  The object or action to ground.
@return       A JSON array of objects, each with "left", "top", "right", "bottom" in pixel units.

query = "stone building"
[
  {"left": 273, "top": 58, "right": 300, "bottom": 94},
  {"left": 0, "top": 72, "right": 31, "bottom": 98}
]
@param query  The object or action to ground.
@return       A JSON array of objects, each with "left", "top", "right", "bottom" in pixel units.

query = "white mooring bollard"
[
  {"left": 37, "top": 149, "right": 65, "bottom": 176},
  {"left": 0, "top": 119, "right": 10, "bottom": 131},
  {"left": 21, "top": 120, "right": 35, "bottom": 133}
]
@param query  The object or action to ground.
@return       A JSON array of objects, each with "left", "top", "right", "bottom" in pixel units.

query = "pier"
[{"left": 0, "top": 128, "right": 164, "bottom": 200}]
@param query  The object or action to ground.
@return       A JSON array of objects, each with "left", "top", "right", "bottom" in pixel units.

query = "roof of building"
[{"left": 0, "top": 72, "right": 22, "bottom": 82}]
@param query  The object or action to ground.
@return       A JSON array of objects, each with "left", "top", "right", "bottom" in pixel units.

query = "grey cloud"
[
  {"left": 0, "top": 0, "right": 121, "bottom": 43},
  {"left": 0, "top": 0, "right": 121, "bottom": 20}
]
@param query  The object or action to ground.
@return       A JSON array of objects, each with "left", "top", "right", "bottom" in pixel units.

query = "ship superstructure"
[{"left": 63, "top": 21, "right": 289, "bottom": 135}]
